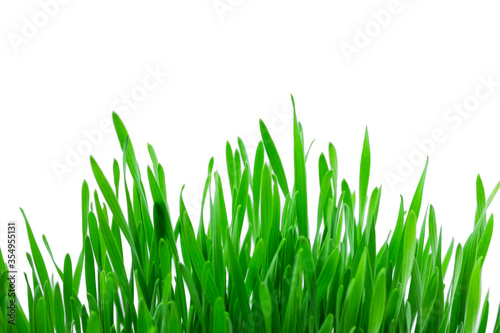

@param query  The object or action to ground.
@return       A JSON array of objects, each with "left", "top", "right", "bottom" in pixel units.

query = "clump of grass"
[{"left": 1, "top": 96, "right": 500, "bottom": 332}]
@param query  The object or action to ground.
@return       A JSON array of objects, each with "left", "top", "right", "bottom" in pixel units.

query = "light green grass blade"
[
  {"left": 259, "top": 282, "right": 273, "bottom": 333},
  {"left": 225, "top": 229, "right": 254, "bottom": 331},
  {"left": 9, "top": 102, "right": 500, "bottom": 333},
  {"left": 477, "top": 215, "right": 494, "bottom": 260},
  {"left": 421, "top": 267, "right": 438, "bottom": 329},
  {"left": 213, "top": 297, "right": 227, "bottom": 333},
  {"left": 53, "top": 283, "right": 65, "bottom": 333},
  {"left": 342, "top": 248, "right": 367, "bottom": 331},
  {"left": 476, "top": 175, "right": 486, "bottom": 227},
  {"left": 317, "top": 248, "right": 339, "bottom": 304},
  {"left": 71, "top": 297, "right": 82, "bottom": 333},
  {"left": 253, "top": 141, "right": 264, "bottom": 230},
  {"left": 226, "top": 141, "right": 236, "bottom": 194},
  {"left": 138, "top": 299, "right": 156, "bottom": 333},
  {"left": 20, "top": 209, "right": 50, "bottom": 289},
  {"left": 465, "top": 257, "right": 484, "bottom": 332},
  {"left": 328, "top": 143, "right": 338, "bottom": 202},
  {"left": 82, "top": 180, "right": 90, "bottom": 239},
  {"left": 180, "top": 209, "right": 218, "bottom": 306},
  {"left": 368, "top": 268, "right": 386, "bottom": 333},
  {"left": 238, "top": 137, "right": 252, "bottom": 182},
  {"left": 400, "top": 211, "right": 417, "bottom": 292},
  {"left": 177, "top": 264, "right": 207, "bottom": 333},
  {"left": 282, "top": 249, "right": 302, "bottom": 333},
  {"left": 359, "top": 127, "right": 371, "bottom": 225},
  {"left": 318, "top": 314, "right": 334, "bottom": 333},
  {"left": 73, "top": 249, "right": 85, "bottom": 294},
  {"left": 147, "top": 143, "right": 159, "bottom": 178},
  {"left": 298, "top": 236, "right": 319, "bottom": 330},
  {"left": 99, "top": 211, "right": 135, "bottom": 308},
  {"left": 478, "top": 180, "right": 500, "bottom": 223},
  {"left": 408, "top": 158, "right": 429, "bottom": 220},
  {"left": 35, "top": 297, "right": 47, "bottom": 333},
  {"left": 244, "top": 239, "right": 264, "bottom": 297},
  {"left": 315, "top": 170, "right": 334, "bottom": 255},
  {"left": 84, "top": 237, "right": 97, "bottom": 302},
  {"left": 260, "top": 119, "right": 290, "bottom": 197},
  {"left": 41, "top": 235, "right": 63, "bottom": 280},
  {"left": 292, "top": 95, "right": 308, "bottom": 238},
  {"left": 90, "top": 156, "right": 134, "bottom": 247}
]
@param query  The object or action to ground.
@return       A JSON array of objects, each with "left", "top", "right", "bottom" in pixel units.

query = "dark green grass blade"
[
  {"left": 84, "top": 237, "right": 97, "bottom": 301},
  {"left": 63, "top": 254, "right": 73, "bottom": 331},
  {"left": 477, "top": 291, "right": 489, "bottom": 333}
]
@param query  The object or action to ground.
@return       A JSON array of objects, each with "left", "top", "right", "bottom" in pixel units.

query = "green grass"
[{"left": 2, "top": 95, "right": 500, "bottom": 332}]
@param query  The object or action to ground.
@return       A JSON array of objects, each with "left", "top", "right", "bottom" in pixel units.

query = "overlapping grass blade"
[{"left": 3, "top": 97, "right": 498, "bottom": 333}]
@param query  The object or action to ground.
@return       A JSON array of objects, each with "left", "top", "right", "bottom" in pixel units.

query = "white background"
[{"left": 1, "top": 0, "right": 500, "bottom": 329}]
